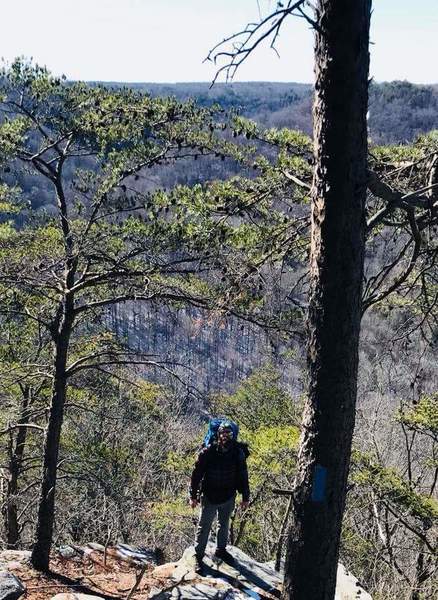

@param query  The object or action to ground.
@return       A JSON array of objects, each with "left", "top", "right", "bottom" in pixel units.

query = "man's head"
[{"left": 217, "top": 422, "right": 234, "bottom": 448}]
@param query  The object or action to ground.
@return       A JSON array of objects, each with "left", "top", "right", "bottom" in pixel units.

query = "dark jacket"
[{"left": 189, "top": 442, "right": 250, "bottom": 504}]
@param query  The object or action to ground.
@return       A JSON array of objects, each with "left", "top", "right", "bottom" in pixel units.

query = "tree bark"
[
  {"left": 283, "top": 2, "right": 371, "bottom": 599},
  {"left": 31, "top": 317, "right": 73, "bottom": 571}
]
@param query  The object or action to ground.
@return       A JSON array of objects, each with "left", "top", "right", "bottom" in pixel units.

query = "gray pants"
[{"left": 194, "top": 495, "right": 235, "bottom": 558}]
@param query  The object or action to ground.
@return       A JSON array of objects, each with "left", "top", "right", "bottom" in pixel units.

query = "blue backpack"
[{"left": 203, "top": 418, "right": 239, "bottom": 448}]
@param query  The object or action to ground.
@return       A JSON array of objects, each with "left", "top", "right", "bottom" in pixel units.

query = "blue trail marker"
[{"left": 311, "top": 464, "right": 327, "bottom": 502}]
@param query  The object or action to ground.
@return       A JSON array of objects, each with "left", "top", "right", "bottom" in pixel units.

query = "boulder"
[
  {"left": 263, "top": 557, "right": 372, "bottom": 600},
  {"left": 56, "top": 546, "right": 79, "bottom": 559},
  {"left": 149, "top": 545, "right": 277, "bottom": 599},
  {"left": 150, "top": 545, "right": 372, "bottom": 600},
  {"left": 212, "top": 546, "right": 281, "bottom": 596},
  {"left": 0, "top": 572, "right": 26, "bottom": 600},
  {"left": 264, "top": 558, "right": 372, "bottom": 600},
  {"left": 152, "top": 562, "right": 180, "bottom": 579},
  {"left": 335, "top": 564, "right": 372, "bottom": 600},
  {"left": 116, "top": 544, "right": 163, "bottom": 565},
  {"left": 150, "top": 582, "right": 247, "bottom": 600},
  {"left": 63, "top": 543, "right": 163, "bottom": 567}
]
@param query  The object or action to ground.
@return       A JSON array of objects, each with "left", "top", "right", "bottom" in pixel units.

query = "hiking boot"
[
  {"left": 214, "top": 548, "right": 235, "bottom": 564},
  {"left": 194, "top": 555, "right": 204, "bottom": 574}
]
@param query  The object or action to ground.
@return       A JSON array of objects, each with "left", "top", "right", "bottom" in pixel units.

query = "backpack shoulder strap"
[{"left": 235, "top": 441, "right": 250, "bottom": 459}]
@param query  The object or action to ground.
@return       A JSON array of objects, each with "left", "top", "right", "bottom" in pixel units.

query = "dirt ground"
[{"left": 9, "top": 551, "right": 170, "bottom": 600}]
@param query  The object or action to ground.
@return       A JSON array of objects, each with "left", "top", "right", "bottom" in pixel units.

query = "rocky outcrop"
[
  {"left": 0, "top": 572, "right": 26, "bottom": 600},
  {"left": 149, "top": 545, "right": 372, "bottom": 600},
  {"left": 0, "top": 544, "right": 371, "bottom": 600}
]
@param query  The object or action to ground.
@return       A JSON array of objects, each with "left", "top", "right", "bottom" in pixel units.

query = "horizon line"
[{"left": 82, "top": 79, "right": 438, "bottom": 87}]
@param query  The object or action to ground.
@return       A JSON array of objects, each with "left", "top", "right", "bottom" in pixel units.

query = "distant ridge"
[{"left": 90, "top": 80, "right": 438, "bottom": 144}]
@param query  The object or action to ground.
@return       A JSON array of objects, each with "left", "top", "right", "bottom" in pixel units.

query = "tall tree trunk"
[
  {"left": 31, "top": 170, "right": 76, "bottom": 571},
  {"left": 5, "top": 387, "right": 31, "bottom": 548},
  {"left": 31, "top": 322, "right": 72, "bottom": 571},
  {"left": 283, "top": 2, "right": 371, "bottom": 599}
]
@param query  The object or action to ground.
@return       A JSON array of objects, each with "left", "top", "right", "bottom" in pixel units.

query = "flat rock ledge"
[{"left": 149, "top": 544, "right": 372, "bottom": 600}]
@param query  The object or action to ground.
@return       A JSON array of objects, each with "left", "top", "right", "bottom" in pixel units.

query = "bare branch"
[
  {"left": 367, "top": 170, "right": 438, "bottom": 231},
  {"left": 0, "top": 423, "right": 45, "bottom": 435},
  {"left": 205, "top": 1, "right": 307, "bottom": 85},
  {"left": 363, "top": 210, "right": 423, "bottom": 311}
]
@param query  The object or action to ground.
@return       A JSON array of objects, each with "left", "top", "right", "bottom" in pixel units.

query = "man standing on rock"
[{"left": 189, "top": 421, "right": 250, "bottom": 573}]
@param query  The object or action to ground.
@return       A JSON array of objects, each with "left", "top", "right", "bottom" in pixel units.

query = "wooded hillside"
[
  {"left": 104, "top": 80, "right": 438, "bottom": 144},
  {"left": 0, "top": 62, "right": 436, "bottom": 599}
]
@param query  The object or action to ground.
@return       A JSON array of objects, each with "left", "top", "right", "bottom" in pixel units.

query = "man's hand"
[
  {"left": 189, "top": 498, "right": 198, "bottom": 509},
  {"left": 240, "top": 500, "right": 249, "bottom": 511}
]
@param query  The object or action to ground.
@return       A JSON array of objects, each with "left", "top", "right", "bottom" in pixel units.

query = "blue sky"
[{"left": 2, "top": 0, "right": 437, "bottom": 83}]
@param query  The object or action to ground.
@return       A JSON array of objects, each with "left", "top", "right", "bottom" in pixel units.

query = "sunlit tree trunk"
[{"left": 283, "top": 1, "right": 371, "bottom": 598}]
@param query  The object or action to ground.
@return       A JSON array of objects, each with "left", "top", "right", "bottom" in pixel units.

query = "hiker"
[{"left": 189, "top": 420, "right": 250, "bottom": 573}]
